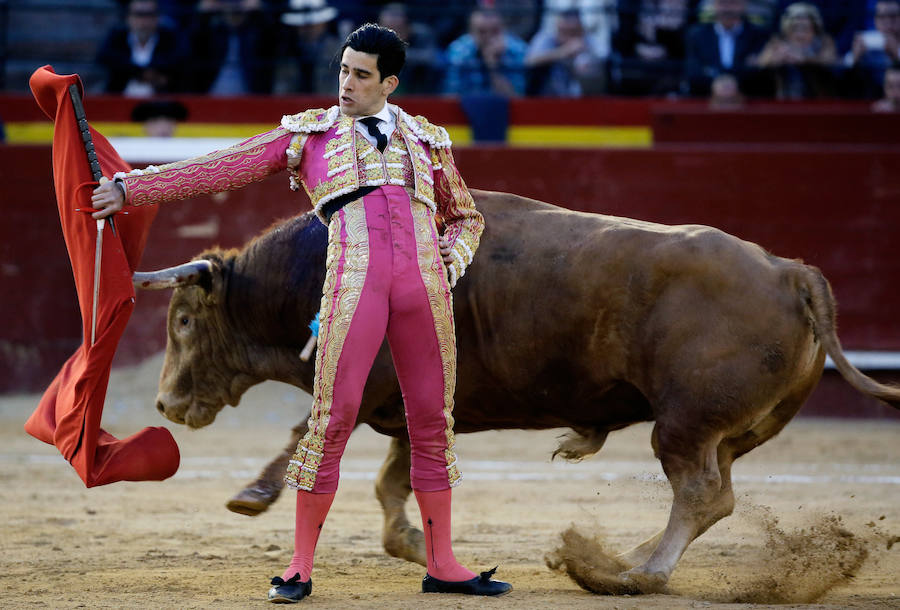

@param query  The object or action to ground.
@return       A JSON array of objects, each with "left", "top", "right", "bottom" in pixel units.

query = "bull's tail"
[{"left": 799, "top": 264, "right": 900, "bottom": 409}]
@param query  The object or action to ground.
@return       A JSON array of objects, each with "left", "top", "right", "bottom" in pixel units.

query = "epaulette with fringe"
[
  {"left": 399, "top": 110, "right": 452, "bottom": 149},
  {"left": 281, "top": 106, "right": 341, "bottom": 134}
]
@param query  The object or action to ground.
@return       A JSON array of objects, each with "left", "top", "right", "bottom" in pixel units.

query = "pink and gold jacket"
[{"left": 116, "top": 105, "right": 483, "bottom": 286}]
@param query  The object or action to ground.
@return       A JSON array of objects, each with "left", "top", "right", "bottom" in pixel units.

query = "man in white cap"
[{"left": 275, "top": 0, "right": 342, "bottom": 94}]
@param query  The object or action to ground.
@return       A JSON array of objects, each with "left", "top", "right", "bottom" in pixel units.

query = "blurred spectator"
[
  {"left": 378, "top": 3, "right": 442, "bottom": 94},
  {"left": 755, "top": 2, "right": 837, "bottom": 98},
  {"left": 612, "top": 0, "right": 698, "bottom": 95},
  {"left": 773, "top": 0, "right": 868, "bottom": 54},
  {"left": 537, "top": 0, "right": 617, "bottom": 58},
  {"left": 525, "top": 10, "right": 607, "bottom": 95},
  {"left": 404, "top": 0, "right": 478, "bottom": 48},
  {"left": 872, "top": 63, "right": 900, "bottom": 110},
  {"left": 708, "top": 72, "right": 746, "bottom": 106},
  {"left": 274, "top": 0, "right": 342, "bottom": 94},
  {"left": 843, "top": 0, "right": 900, "bottom": 97},
  {"left": 494, "top": 0, "right": 543, "bottom": 42},
  {"left": 444, "top": 7, "right": 529, "bottom": 96},
  {"left": 326, "top": 0, "right": 372, "bottom": 36},
  {"left": 684, "top": 0, "right": 770, "bottom": 96},
  {"left": 96, "top": 0, "right": 186, "bottom": 95},
  {"left": 113, "top": 0, "right": 184, "bottom": 28},
  {"left": 698, "top": 0, "right": 777, "bottom": 27},
  {"left": 130, "top": 100, "right": 188, "bottom": 137},
  {"left": 184, "top": 0, "right": 281, "bottom": 95}
]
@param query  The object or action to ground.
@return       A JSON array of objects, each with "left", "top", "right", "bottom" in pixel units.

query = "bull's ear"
[
  {"left": 132, "top": 259, "right": 214, "bottom": 291},
  {"left": 197, "top": 254, "right": 225, "bottom": 306}
]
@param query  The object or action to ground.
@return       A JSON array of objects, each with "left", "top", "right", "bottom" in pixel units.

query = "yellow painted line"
[
  {"left": 5, "top": 122, "right": 648, "bottom": 147},
  {"left": 6, "top": 121, "right": 474, "bottom": 144},
  {"left": 5, "top": 121, "right": 276, "bottom": 142},
  {"left": 6, "top": 122, "right": 55, "bottom": 143},
  {"left": 508, "top": 126, "right": 652, "bottom": 147},
  {"left": 444, "top": 125, "right": 472, "bottom": 146},
  {"left": 175, "top": 123, "right": 274, "bottom": 138}
]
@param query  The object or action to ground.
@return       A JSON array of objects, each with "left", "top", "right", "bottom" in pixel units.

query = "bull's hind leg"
[
  {"left": 375, "top": 436, "right": 426, "bottom": 565},
  {"left": 620, "top": 367, "right": 817, "bottom": 591},
  {"left": 616, "top": 529, "right": 665, "bottom": 568},
  {"left": 226, "top": 421, "right": 307, "bottom": 516},
  {"left": 622, "top": 418, "right": 735, "bottom": 592}
]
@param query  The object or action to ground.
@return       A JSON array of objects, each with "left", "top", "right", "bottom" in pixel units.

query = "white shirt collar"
[
  {"left": 361, "top": 102, "right": 395, "bottom": 124},
  {"left": 353, "top": 103, "right": 396, "bottom": 148}
]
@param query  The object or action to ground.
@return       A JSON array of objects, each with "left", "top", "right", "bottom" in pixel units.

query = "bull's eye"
[{"left": 180, "top": 317, "right": 190, "bottom": 326}]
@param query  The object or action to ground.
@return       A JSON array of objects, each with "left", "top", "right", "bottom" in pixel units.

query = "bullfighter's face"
[{"left": 338, "top": 47, "right": 398, "bottom": 117}]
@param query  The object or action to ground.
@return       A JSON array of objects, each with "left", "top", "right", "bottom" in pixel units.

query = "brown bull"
[{"left": 140, "top": 190, "right": 900, "bottom": 592}]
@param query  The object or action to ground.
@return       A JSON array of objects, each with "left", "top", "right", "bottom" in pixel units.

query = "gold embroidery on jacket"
[
  {"left": 126, "top": 128, "right": 290, "bottom": 206},
  {"left": 298, "top": 110, "right": 449, "bottom": 224},
  {"left": 397, "top": 119, "right": 436, "bottom": 210},
  {"left": 309, "top": 116, "right": 359, "bottom": 209}
]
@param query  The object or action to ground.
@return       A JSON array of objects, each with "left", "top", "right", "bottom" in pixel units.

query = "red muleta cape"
[{"left": 24, "top": 65, "right": 180, "bottom": 486}]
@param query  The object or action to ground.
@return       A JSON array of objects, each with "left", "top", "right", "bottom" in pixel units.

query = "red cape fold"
[{"left": 24, "top": 65, "right": 180, "bottom": 487}]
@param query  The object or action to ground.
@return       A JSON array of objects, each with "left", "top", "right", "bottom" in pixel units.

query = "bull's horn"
[{"left": 132, "top": 260, "right": 213, "bottom": 290}]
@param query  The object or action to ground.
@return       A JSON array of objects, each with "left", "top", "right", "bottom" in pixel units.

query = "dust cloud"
[
  {"left": 724, "top": 510, "right": 869, "bottom": 604},
  {"left": 547, "top": 509, "right": 872, "bottom": 603}
]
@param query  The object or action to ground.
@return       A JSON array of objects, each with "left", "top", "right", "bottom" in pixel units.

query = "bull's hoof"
[
  {"left": 226, "top": 485, "right": 279, "bottom": 516},
  {"left": 384, "top": 526, "right": 426, "bottom": 566},
  {"left": 619, "top": 567, "right": 669, "bottom": 595}
]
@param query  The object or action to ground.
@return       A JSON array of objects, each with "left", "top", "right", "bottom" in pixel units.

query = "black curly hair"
[{"left": 341, "top": 23, "right": 407, "bottom": 81}]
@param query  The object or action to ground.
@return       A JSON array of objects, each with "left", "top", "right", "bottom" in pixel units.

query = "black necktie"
[{"left": 359, "top": 116, "right": 387, "bottom": 152}]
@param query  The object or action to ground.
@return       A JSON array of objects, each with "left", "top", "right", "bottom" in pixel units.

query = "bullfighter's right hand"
[{"left": 91, "top": 180, "right": 124, "bottom": 219}]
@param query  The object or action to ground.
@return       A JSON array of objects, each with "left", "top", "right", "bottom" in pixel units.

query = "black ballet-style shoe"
[
  {"left": 422, "top": 566, "right": 512, "bottom": 596},
  {"left": 267, "top": 573, "right": 312, "bottom": 603}
]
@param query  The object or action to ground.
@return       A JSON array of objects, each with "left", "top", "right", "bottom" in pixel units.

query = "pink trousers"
[{"left": 286, "top": 186, "right": 462, "bottom": 493}]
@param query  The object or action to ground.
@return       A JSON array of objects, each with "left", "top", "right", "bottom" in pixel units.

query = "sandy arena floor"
[{"left": 1, "top": 354, "right": 898, "bottom": 609}]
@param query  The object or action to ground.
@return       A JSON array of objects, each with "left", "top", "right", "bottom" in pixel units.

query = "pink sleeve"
[{"left": 121, "top": 127, "right": 294, "bottom": 206}]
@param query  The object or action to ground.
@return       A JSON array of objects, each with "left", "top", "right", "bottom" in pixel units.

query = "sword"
[{"left": 68, "top": 84, "right": 115, "bottom": 345}]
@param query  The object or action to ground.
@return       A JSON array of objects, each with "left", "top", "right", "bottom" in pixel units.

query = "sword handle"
[
  {"left": 68, "top": 84, "right": 103, "bottom": 181},
  {"left": 68, "top": 84, "right": 116, "bottom": 235}
]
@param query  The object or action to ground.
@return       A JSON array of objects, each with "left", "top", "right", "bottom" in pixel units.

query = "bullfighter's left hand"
[{"left": 438, "top": 236, "right": 454, "bottom": 265}]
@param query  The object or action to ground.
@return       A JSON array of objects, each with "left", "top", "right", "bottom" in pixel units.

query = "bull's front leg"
[
  {"left": 375, "top": 436, "right": 426, "bottom": 566},
  {"left": 226, "top": 421, "right": 307, "bottom": 516}
]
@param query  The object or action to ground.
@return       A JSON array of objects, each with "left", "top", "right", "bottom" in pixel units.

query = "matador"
[{"left": 91, "top": 23, "right": 511, "bottom": 603}]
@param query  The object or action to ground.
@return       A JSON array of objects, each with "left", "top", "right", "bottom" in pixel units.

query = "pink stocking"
[
  {"left": 281, "top": 490, "right": 336, "bottom": 581},
  {"left": 414, "top": 488, "right": 477, "bottom": 582}
]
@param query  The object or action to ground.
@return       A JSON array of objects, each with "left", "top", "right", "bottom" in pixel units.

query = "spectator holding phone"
[
  {"left": 844, "top": 0, "right": 900, "bottom": 96},
  {"left": 755, "top": 2, "right": 837, "bottom": 98}
]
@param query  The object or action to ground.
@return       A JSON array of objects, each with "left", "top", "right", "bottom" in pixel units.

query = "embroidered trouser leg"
[{"left": 285, "top": 186, "right": 461, "bottom": 493}]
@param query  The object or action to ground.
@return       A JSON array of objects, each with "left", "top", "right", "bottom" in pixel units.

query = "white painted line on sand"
[{"left": 6, "top": 454, "right": 899, "bottom": 484}]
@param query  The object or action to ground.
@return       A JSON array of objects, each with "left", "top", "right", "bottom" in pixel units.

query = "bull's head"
[{"left": 134, "top": 257, "right": 258, "bottom": 429}]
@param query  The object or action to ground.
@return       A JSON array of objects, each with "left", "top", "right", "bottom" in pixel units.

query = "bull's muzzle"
[
  {"left": 156, "top": 392, "right": 218, "bottom": 429},
  {"left": 155, "top": 395, "right": 186, "bottom": 425}
]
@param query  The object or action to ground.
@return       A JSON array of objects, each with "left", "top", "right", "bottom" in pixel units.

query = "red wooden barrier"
[
  {"left": 653, "top": 106, "right": 900, "bottom": 144},
  {"left": 0, "top": 94, "right": 648, "bottom": 125},
  {"left": 2, "top": 143, "right": 898, "bottom": 419}
]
